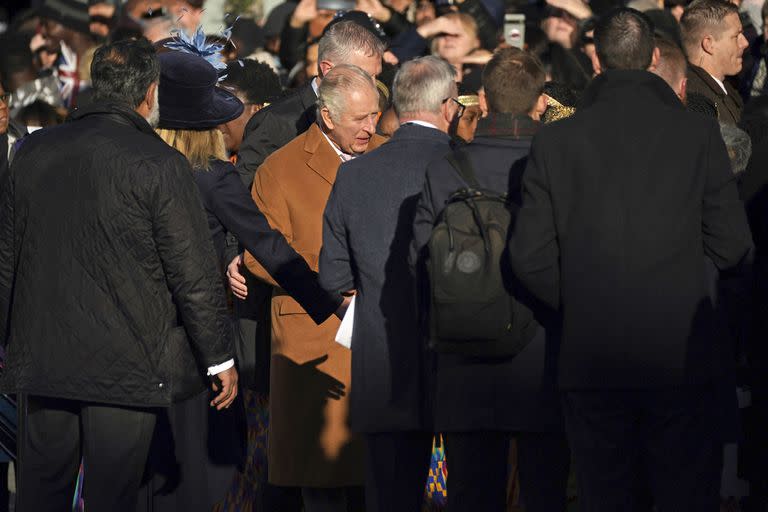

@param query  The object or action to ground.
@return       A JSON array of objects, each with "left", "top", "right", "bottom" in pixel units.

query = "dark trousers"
[
  {"left": 563, "top": 386, "right": 723, "bottom": 512},
  {"left": 301, "top": 486, "right": 365, "bottom": 512},
  {"left": 364, "top": 432, "right": 433, "bottom": 512},
  {"left": 443, "top": 431, "right": 570, "bottom": 512},
  {"left": 18, "top": 396, "right": 156, "bottom": 512}
]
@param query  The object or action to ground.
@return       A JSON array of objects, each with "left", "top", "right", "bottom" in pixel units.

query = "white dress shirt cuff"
[{"left": 207, "top": 358, "right": 235, "bottom": 376}]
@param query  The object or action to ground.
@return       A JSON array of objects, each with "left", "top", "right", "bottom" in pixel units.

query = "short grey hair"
[
  {"left": 719, "top": 122, "right": 752, "bottom": 175},
  {"left": 392, "top": 56, "right": 456, "bottom": 116},
  {"left": 318, "top": 21, "right": 386, "bottom": 66},
  {"left": 317, "top": 64, "right": 377, "bottom": 121}
]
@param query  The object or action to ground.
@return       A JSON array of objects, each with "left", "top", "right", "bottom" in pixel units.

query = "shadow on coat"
[{"left": 380, "top": 193, "right": 430, "bottom": 427}]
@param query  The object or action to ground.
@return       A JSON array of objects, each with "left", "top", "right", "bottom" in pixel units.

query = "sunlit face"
[
  {"left": 324, "top": 86, "right": 380, "bottom": 155},
  {"left": 710, "top": 13, "right": 749, "bottom": 78},
  {"left": 434, "top": 20, "right": 479, "bottom": 64}
]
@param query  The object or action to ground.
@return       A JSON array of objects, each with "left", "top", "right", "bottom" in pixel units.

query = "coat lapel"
[{"left": 304, "top": 123, "right": 342, "bottom": 185}]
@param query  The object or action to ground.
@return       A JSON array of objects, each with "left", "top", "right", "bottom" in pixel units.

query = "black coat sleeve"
[
  {"left": 0, "top": 152, "right": 14, "bottom": 348},
  {"left": 149, "top": 154, "right": 234, "bottom": 368},
  {"left": 702, "top": 121, "right": 755, "bottom": 270},
  {"left": 206, "top": 167, "right": 341, "bottom": 324},
  {"left": 235, "top": 108, "right": 297, "bottom": 188},
  {"left": 319, "top": 176, "right": 355, "bottom": 294},
  {"left": 508, "top": 134, "right": 561, "bottom": 310}
]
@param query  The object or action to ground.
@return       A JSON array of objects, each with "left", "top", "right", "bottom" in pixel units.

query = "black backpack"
[{"left": 426, "top": 148, "right": 537, "bottom": 357}]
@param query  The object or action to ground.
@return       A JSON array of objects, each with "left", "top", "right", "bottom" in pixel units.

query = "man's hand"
[
  {"left": 290, "top": 0, "right": 318, "bottom": 28},
  {"left": 210, "top": 366, "right": 238, "bottom": 410},
  {"left": 416, "top": 14, "right": 461, "bottom": 39},
  {"left": 546, "top": 0, "right": 592, "bottom": 20},
  {"left": 227, "top": 253, "right": 248, "bottom": 300},
  {"left": 356, "top": 0, "right": 391, "bottom": 22},
  {"left": 335, "top": 295, "right": 353, "bottom": 320}
]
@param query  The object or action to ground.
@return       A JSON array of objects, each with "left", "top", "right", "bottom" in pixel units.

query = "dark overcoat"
[
  {"left": 319, "top": 123, "right": 451, "bottom": 433},
  {"left": 509, "top": 70, "right": 754, "bottom": 390}
]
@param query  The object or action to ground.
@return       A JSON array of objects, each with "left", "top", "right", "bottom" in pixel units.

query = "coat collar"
[
  {"left": 389, "top": 122, "right": 451, "bottom": 144},
  {"left": 67, "top": 102, "right": 160, "bottom": 137},
  {"left": 301, "top": 123, "right": 386, "bottom": 185},
  {"left": 304, "top": 123, "right": 343, "bottom": 185},
  {"left": 688, "top": 64, "right": 744, "bottom": 108},
  {"left": 474, "top": 113, "right": 540, "bottom": 139},
  {"left": 580, "top": 69, "right": 684, "bottom": 110}
]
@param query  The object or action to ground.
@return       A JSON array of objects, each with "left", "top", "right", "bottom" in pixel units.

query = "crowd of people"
[{"left": 1, "top": 0, "right": 768, "bottom": 510}]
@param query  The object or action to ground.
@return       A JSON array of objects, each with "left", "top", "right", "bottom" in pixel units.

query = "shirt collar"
[
  {"left": 401, "top": 120, "right": 440, "bottom": 130},
  {"left": 707, "top": 71, "right": 728, "bottom": 95},
  {"left": 320, "top": 129, "right": 356, "bottom": 162},
  {"left": 311, "top": 76, "right": 320, "bottom": 97}
]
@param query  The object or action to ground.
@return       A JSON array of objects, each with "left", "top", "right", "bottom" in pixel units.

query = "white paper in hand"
[{"left": 334, "top": 296, "right": 355, "bottom": 349}]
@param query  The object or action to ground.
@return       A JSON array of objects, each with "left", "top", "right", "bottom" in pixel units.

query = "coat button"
[{"left": 158, "top": 383, "right": 164, "bottom": 388}]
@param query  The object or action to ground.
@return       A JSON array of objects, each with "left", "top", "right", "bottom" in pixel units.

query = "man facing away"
[
  {"left": 509, "top": 8, "right": 753, "bottom": 511},
  {"left": 318, "top": 55, "right": 459, "bottom": 512},
  {"left": 681, "top": 0, "right": 749, "bottom": 124},
  {"left": 0, "top": 39, "right": 239, "bottom": 512},
  {"left": 410, "top": 47, "right": 570, "bottom": 512}
]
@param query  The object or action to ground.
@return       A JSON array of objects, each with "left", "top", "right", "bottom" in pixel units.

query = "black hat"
[
  {"left": 323, "top": 10, "right": 388, "bottom": 45},
  {"left": 158, "top": 51, "right": 244, "bottom": 130},
  {"left": 38, "top": 0, "right": 90, "bottom": 34}
]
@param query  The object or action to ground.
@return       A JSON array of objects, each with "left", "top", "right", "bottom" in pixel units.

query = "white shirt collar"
[
  {"left": 708, "top": 72, "right": 728, "bottom": 95},
  {"left": 311, "top": 76, "right": 320, "bottom": 97},
  {"left": 320, "top": 129, "right": 356, "bottom": 162},
  {"left": 401, "top": 120, "right": 440, "bottom": 130}
]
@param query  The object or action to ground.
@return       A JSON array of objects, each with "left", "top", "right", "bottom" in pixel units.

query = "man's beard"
[{"left": 146, "top": 90, "right": 160, "bottom": 128}]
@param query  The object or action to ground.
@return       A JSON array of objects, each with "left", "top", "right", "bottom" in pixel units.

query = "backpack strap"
[{"left": 444, "top": 148, "right": 480, "bottom": 189}]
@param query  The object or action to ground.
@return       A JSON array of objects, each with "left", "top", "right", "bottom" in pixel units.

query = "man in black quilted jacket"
[{"left": 0, "top": 39, "right": 239, "bottom": 512}]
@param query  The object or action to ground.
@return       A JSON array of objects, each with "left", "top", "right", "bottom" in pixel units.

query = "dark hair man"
[
  {"left": 218, "top": 59, "right": 283, "bottom": 157},
  {"left": 411, "top": 47, "right": 569, "bottom": 512},
  {"left": 318, "top": 55, "right": 459, "bottom": 512},
  {"left": 509, "top": 8, "right": 753, "bottom": 511},
  {"left": 681, "top": 0, "right": 749, "bottom": 124},
  {"left": 0, "top": 39, "right": 239, "bottom": 511},
  {"left": 652, "top": 36, "right": 688, "bottom": 101}
]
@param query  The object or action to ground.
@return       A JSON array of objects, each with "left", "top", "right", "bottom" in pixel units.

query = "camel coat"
[{"left": 245, "top": 123, "right": 385, "bottom": 486}]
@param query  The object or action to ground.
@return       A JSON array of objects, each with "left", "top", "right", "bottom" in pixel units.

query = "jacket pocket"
[{"left": 277, "top": 296, "right": 308, "bottom": 316}]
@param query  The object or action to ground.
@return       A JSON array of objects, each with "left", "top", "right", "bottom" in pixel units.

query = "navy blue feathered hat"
[{"left": 157, "top": 51, "right": 243, "bottom": 130}]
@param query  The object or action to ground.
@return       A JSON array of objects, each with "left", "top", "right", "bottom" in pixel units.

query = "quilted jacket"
[{"left": 0, "top": 103, "right": 234, "bottom": 407}]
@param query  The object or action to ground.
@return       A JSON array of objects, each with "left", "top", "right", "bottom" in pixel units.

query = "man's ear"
[
  {"left": 679, "top": 76, "right": 688, "bottom": 103},
  {"left": 702, "top": 34, "right": 715, "bottom": 56},
  {"left": 478, "top": 89, "right": 488, "bottom": 115},
  {"left": 318, "top": 60, "right": 334, "bottom": 79},
  {"left": 649, "top": 46, "right": 660, "bottom": 71},
  {"left": 146, "top": 82, "right": 157, "bottom": 110},
  {"left": 320, "top": 106, "right": 335, "bottom": 130},
  {"left": 532, "top": 93, "right": 549, "bottom": 120},
  {"left": 591, "top": 50, "right": 602, "bottom": 76},
  {"left": 441, "top": 98, "right": 454, "bottom": 125}
]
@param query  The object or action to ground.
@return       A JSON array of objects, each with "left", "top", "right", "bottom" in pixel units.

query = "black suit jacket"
[
  {"left": 235, "top": 81, "right": 317, "bottom": 187},
  {"left": 509, "top": 70, "right": 754, "bottom": 389}
]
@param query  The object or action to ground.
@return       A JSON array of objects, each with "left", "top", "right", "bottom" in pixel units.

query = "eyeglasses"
[
  {"left": 0, "top": 93, "right": 9, "bottom": 105},
  {"left": 443, "top": 97, "right": 465, "bottom": 119}
]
